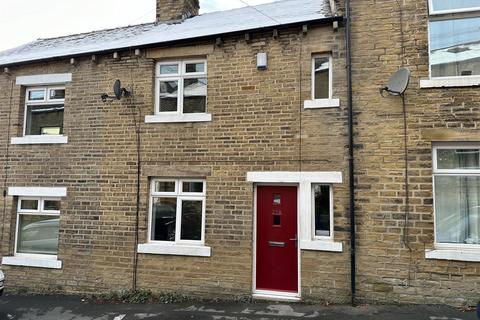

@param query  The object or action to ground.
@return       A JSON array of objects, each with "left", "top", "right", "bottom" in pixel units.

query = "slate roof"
[{"left": 0, "top": 0, "right": 335, "bottom": 66}]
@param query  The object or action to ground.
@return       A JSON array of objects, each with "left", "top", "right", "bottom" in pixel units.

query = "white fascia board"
[
  {"left": 145, "top": 114, "right": 212, "bottom": 123},
  {"left": 247, "top": 171, "right": 343, "bottom": 184},
  {"left": 16, "top": 73, "right": 72, "bottom": 86},
  {"left": 138, "top": 243, "right": 211, "bottom": 257},
  {"left": 11, "top": 135, "right": 68, "bottom": 145},
  {"left": 8, "top": 187, "right": 67, "bottom": 197},
  {"left": 300, "top": 240, "right": 343, "bottom": 252},
  {"left": 420, "top": 76, "right": 480, "bottom": 88},
  {"left": 425, "top": 249, "right": 480, "bottom": 262},
  {"left": 2, "top": 256, "right": 62, "bottom": 269}
]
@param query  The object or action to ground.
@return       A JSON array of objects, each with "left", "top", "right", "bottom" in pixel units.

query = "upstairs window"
[
  {"left": 24, "top": 87, "right": 65, "bottom": 136},
  {"left": 429, "top": 0, "right": 480, "bottom": 14},
  {"left": 155, "top": 60, "right": 207, "bottom": 115},
  {"left": 433, "top": 145, "right": 480, "bottom": 246},
  {"left": 312, "top": 55, "right": 332, "bottom": 100},
  {"left": 428, "top": 0, "right": 480, "bottom": 77}
]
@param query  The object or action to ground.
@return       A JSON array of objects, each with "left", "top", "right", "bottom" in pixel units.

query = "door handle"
[{"left": 269, "top": 241, "right": 286, "bottom": 247}]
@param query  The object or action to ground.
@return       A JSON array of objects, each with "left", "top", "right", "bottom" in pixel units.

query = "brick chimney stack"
[{"left": 156, "top": 0, "right": 200, "bottom": 22}]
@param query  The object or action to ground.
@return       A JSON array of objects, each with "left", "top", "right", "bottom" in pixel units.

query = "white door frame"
[{"left": 252, "top": 183, "right": 301, "bottom": 300}]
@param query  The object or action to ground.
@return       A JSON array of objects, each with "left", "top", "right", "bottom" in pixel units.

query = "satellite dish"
[
  {"left": 380, "top": 67, "right": 410, "bottom": 96},
  {"left": 113, "top": 79, "right": 123, "bottom": 100},
  {"left": 100, "top": 79, "right": 131, "bottom": 103}
]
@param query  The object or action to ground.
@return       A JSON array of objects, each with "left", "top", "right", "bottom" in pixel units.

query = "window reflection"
[
  {"left": 431, "top": 0, "right": 480, "bottom": 12},
  {"left": 152, "top": 198, "right": 177, "bottom": 241},
  {"left": 430, "top": 17, "right": 480, "bottom": 77},
  {"left": 313, "top": 184, "right": 331, "bottom": 237}
]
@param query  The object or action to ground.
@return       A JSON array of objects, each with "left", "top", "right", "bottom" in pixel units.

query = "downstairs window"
[
  {"left": 433, "top": 145, "right": 480, "bottom": 246},
  {"left": 16, "top": 197, "right": 60, "bottom": 256},
  {"left": 149, "top": 179, "right": 206, "bottom": 245}
]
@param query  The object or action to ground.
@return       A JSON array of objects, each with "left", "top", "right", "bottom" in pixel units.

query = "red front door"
[{"left": 256, "top": 186, "right": 298, "bottom": 293}]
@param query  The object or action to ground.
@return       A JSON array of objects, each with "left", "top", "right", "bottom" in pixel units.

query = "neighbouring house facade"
[
  {"left": 350, "top": 0, "right": 480, "bottom": 305},
  {"left": 0, "top": 0, "right": 478, "bottom": 306}
]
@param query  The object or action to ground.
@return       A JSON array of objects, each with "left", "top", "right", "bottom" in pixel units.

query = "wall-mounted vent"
[{"left": 257, "top": 52, "right": 268, "bottom": 70}]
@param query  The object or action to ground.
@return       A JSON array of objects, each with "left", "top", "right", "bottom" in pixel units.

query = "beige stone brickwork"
[
  {"left": 156, "top": 0, "right": 199, "bottom": 21},
  {"left": 350, "top": 0, "right": 480, "bottom": 306},
  {"left": 0, "top": 23, "right": 351, "bottom": 303}
]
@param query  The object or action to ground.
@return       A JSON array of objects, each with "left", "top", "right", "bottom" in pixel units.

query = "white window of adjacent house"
[
  {"left": 312, "top": 55, "right": 332, "bottom": 100},
  {"left": 155, "top": 60, "right": 207, "bottom": 115},
  {"left": 428, "top": 0, "right": 480, "bottom": 78},
  {"left": 312, "top": 184, "right": 334, "bottom": 240},
  {"left": 149, "top": 179, "right": 206, "bottom": 245},
  {"left": 15, "top": 197, "right": 61, "bottom": 256},
  {"left": 433, "top": 145, "right": 480, "bottom": 247},
  {"left": 24, "top": 87, "right": 65, "bottom": 136}
]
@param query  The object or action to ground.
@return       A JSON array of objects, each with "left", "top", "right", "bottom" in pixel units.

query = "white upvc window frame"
[
  {"left": 12, "top": 85, "right": 68, "bottom": 144},
  {"left": 429, "top": 144, "right": 480, "bottom": 261},
  {"left": 155, "top": 59, "right": 208, "bottom": 116},
  {"left": 428, "top": 0, "right": 480, "bottom": 15},
  {"left": 14, "top": 196, "right": 61, "bottom": 259},
  {"left": 23, "top": 86, "right": 65, "bottom": 137},
  {"left": 422, "top": 1, "right": 480, "bottom": 87},
  {"left": 304, "top": 54, "right": 340, "bottom": 109},
  {"left": 148, "top": 178, "right": 207, "bottom": 246},
  {"left": 311, "top": 54, "right": 333, "bottom": 101},
  {"left": 311, "top": 184, "right": 334, "bottom": 241}
]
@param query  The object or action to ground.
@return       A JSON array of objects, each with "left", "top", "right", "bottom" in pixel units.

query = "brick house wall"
[
  {"left": 350, "top": 0, "right": 480, "bottom": 306},
  {"left": 0, "top": 24, "right": 352, "bottom": 303}
]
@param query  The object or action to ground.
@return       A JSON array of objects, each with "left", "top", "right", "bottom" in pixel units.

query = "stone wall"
[
  {"left": 0, "top": 24, "right": 351, "bottom": 303},
  {"left": 350, "top": 0, "right": 480, "bottom": 306}
]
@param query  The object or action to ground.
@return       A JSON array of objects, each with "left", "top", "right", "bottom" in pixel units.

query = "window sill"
[
  {"left": 304, "top": 99, "right": 340, "bottom": 109},
  {"left": 145, "top": 113, "right": 212, "bottom": 123},
  {"left": 137, "top": 243, "right": 211, "bottom": 257},
  {"left": 300, "top": 240, "right": 343, "bottom": 252},
  {"left": 11, "top": 135, "right": 68, "bottom": 145},
  {"left": 420, "top": 76, "right": 480, "bottom": 88},
  {"left": 425, "top": 248, "right": 480, "bottom": 262},
  {"left": 2, "top": 255, "right": 62, "bottom": 269}
]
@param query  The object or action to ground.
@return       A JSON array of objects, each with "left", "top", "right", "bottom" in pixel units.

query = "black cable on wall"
[
  {"left": 1, "top": 78, "right": 15, "bottom": 255},
  {"left": 396, "top": 0, "right": 413, "bottom": 286},
  {"left": 299, "top": 31, "right": 304, "bottom": 173},
  {"left": 129, "top": 53, "right": 142, "bottom": 292}
]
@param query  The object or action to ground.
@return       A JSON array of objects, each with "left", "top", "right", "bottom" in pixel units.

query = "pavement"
[{"left": 0, "top": 295, "right": 478, "bottom": 320}]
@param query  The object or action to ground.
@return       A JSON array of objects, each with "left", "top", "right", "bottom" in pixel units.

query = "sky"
[{"left": 0, "top": 0, "right": 276, "bottom": 51}]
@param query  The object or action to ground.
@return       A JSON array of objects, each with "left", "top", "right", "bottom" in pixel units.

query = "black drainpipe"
[{"left": 344, "top": 0, "right": 356, "bottom": 306}]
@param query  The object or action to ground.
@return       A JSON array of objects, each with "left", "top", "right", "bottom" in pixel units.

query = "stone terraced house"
[{"left": 0, "top": 0, "right": 479, "bottom": 306}]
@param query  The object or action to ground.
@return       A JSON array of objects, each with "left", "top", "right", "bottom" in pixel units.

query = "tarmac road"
[{"left": 0, "top": 295, "right": 477, "bottom": 320}]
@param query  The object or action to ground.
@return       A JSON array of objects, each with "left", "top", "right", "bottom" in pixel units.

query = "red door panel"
[{"left": 256, "top": 186, "right": 298, "bottom": 293}]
